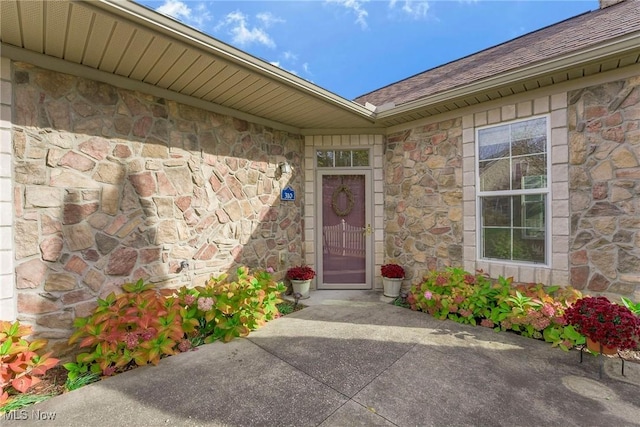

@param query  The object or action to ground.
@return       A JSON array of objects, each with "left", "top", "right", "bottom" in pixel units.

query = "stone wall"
[
  {"left": 10, "top": 62, "right": 303, "bottom": 351},
  {"left": 568, "top": 76, "right": 640, "bottom": 300},
  {"left": 384, "top": 118, "right": 463, "bottom": 285}
]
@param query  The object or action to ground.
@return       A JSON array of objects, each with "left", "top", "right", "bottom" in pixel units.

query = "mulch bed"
[{"left": 26, "top": 365, "right": 68, "bottom": 398}]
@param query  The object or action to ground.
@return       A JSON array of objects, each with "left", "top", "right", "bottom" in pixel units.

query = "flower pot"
[
  {"left": 382, "top": 277, "right": 403, "bottom": 298},
  {"left": 585, "top": 337, "right": 617, "bottom": 355},
  {"left": 290, "top": 279, "right": 311, "bottom": 299}
]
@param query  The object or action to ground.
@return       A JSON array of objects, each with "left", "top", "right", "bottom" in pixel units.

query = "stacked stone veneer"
[
  {"left": 568, "top": 76, "right": 640, "bottom": 299},
  {"left": 384, "top": 119, "right": 463, "bottom": 284},
  {"left": 10, "top": 63, "right": 303, "bottom": 349}
]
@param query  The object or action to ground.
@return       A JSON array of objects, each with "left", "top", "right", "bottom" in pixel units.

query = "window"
[
  {"left": 476, "top": 116, "right": 549, "bottom": 264},
  {"left": 316, "top": 149, "right": 369, "bottom": 167}
]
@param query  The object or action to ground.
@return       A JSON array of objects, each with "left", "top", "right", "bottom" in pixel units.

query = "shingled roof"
[{"left": 354, "top": 0, "right": 640, "bottom": 108}]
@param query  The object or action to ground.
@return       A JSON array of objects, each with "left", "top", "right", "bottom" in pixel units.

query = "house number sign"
[{"left": 281, "top": 186, "right": 295, "bottom": 201}]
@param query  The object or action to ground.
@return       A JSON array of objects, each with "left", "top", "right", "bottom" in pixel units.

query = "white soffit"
[{"left": 0, "top": 0, "right": 379, "bottom": 133}]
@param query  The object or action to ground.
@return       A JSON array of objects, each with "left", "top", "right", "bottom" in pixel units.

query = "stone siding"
[
  {"left": 10, "top": 62, "right": 303, "bottom": 350},
  {"left": 384, "top": 118, "right": 463, "bottom": 285},
  {"left": 568, "top": 76, "right": 640, "bottom": 300}
]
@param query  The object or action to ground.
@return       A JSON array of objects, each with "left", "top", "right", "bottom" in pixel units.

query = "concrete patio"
[{"left": 10, "top": 291, "right": 640, "bottom": 426}]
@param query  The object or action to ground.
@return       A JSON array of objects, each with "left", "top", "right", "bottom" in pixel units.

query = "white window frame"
[
  {"left": 315, "top": 148, "right": 371, "bottom": 169},
  {"left": 475, "top": 115, "right": 551, "bottom": 267}
]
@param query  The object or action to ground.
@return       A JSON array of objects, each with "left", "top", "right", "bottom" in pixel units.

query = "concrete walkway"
[{"left": 9, "top": 291, "right": 640, "bottom": 426}]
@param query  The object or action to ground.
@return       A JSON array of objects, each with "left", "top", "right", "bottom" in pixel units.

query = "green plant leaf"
[
  {"left": 8, "top": 321, "right": 20, "bottom": 337},
  {"left": 0, "top": 338, "right": 12, "bottom": 355}
]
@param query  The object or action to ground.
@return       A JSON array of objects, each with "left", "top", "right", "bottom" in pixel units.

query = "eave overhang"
[{"left": 1, "top": 0, "right": 639, "bottom": 135}]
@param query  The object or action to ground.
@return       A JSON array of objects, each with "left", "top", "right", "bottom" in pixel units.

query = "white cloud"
[
  {"left": 157, "top": 0, "right": 190, "bottom": 19},
  {"left": 156, "top": 0, "right": 211, "bottom": 29},
  {"left": 257, "top": 12, "right": 285, "bottom": 28},
  {"left": 389, "top": 0, "right": 430, "bottom": 19},
  {"left": 193, "top": 3, "right": 213, "bottom": 26},
  {"left": 302, "top": 63, "right": 312, "bottom": 75},
  {"left": 326, "top": 0, "right": 370, "bottom": 29},
  {"left": 218, "top": 10, "right": 276, "bottom": 48},
  {"left": 283, "top": 51, "right": 298, "bottom": 61}
]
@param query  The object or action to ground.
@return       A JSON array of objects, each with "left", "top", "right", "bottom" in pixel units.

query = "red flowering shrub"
[
  {"left": 1, "top": 321, "right": 59, "bottom": 406},
  {"left": 67, "top": 268, "right": 287, "bottom": 379},
  {"left": 287, "top": 266, "right": 316, "bottom": 280},
  {"left": 563, "top": 296, "right": 640, "bottom": 350},
  {"left": 381, "top": 264, "right": 405, "bottom": 278}
]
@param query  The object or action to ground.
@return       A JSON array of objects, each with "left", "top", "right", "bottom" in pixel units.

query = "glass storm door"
[{"left": 317, "top": 171, "right": 372, "bottom": 289}]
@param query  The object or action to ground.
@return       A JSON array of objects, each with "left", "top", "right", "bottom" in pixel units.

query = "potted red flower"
[
  {"left": 381, "top": 264, "right": 405, "bottom": 279},
  {"left": 381, "top": 263, "right": 405, "bottom": 298},
  {"left": 563, "top": 296, "right": 640, "bottom": 353},
  {"left": 286, "top": 266, "right": 316, "bottom": 299}
]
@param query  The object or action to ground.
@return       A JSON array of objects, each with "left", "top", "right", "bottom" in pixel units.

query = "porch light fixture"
[{"left": 279, "top": 161, "right": 292, "bottom": 174}]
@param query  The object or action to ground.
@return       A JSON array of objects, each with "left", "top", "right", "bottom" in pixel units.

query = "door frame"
[{"left": 315, "top": 169, "right": 373, "bottom": 290}]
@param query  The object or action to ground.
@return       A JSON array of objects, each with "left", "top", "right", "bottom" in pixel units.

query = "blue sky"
[{"left": 136, "top": 1, "right": 599, "bottom": 100}]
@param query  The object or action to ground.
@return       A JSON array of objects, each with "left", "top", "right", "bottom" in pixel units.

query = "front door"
[{"left": 316, "top": 170, "right": 372, "bottom": 289}]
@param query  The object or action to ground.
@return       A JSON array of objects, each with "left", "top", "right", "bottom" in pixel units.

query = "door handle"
[{"left": 363, "top": 224, "right": 372, "bottom": 236}]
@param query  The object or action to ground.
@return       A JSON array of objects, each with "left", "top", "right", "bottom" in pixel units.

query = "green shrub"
[
  {"left": 174, "top": 266, "right": 286, "bottom": 345},
  {"left": 408, "top": 268, "right": 585, "bottom": 351},
  {"left": 67, "top": 267, "right": 286, "bottom": 377},
  {"left": 409, "top": 268, "right": 499, "bottom": 325}
]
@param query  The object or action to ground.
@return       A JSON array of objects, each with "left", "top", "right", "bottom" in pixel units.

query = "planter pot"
[
  {"left": 290, "top": 279, "right": 311, "bottom": 299},
  {"left": 586, "top": 337, "right": 617, "bottom": 355},
  {"left": 382, "top": 277, "right": 403, "bottom": 298}
]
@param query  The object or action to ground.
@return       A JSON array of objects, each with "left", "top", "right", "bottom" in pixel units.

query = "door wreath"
[{"left": 331, "top": 184, "right": 354, "bottom": 216}]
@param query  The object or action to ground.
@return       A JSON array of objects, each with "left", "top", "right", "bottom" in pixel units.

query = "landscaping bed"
[
  {"left": 4, "top": 265, "right": 639, "bottom": 413},
  {"left": 1, "top": 298, "right": 306, "bottom": 414},
  {"left": 1, "top": 267, "right": 302, "bottom": 413},
  {"left": 400, "top": 267, "right": 640, "bottom": 363}
]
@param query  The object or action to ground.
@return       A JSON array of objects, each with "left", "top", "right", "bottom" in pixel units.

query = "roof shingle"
[{"left": 354, "top": 1, "right": 640, "bottom": 108}]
